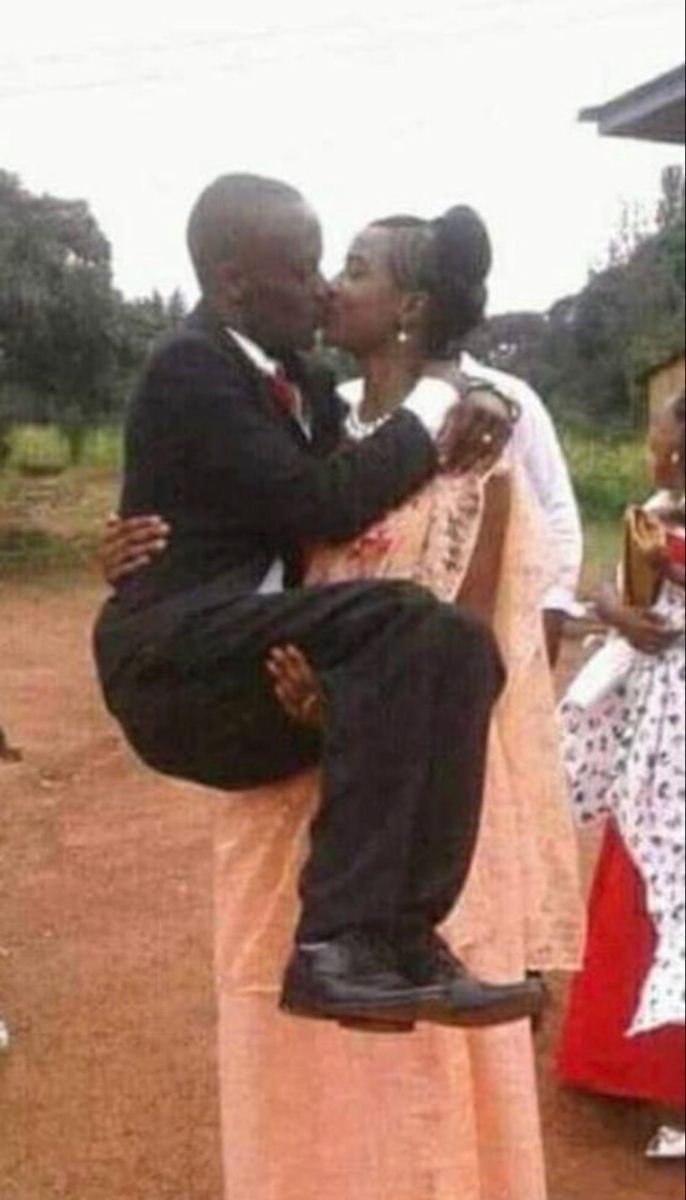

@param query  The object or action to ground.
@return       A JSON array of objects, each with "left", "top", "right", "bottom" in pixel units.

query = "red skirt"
[{"left": 558, "top": 821, "right": 685, "bottom": 1111}]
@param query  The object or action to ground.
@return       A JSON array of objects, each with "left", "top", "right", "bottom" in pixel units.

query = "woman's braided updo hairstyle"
[{"left": 374, "top": 206, "right": 492, "bottom": 356}]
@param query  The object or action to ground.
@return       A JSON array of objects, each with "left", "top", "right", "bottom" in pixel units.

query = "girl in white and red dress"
[{"left": 558, "top": 392, "right": 686, "bottom": 1160}]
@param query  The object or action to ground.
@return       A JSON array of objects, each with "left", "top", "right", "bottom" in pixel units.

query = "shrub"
[
  {"left": 561, "top": 426, "right": 648, "bottom": 522},
  {"left": 6, "top": 424, "right": 123, "bottom": 473}
]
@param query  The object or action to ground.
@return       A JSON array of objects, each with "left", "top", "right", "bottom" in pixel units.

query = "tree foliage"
[
  {"left": 469, "top": 166, "right": 685, "bottom": 426},
  {"left": 1, "top": 166, "right": 682, "bottom": 448},
  {"left": 0, "top": 171, "right": 185, "bottom": 456}
]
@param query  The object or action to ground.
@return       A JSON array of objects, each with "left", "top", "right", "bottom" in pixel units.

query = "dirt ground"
[{"left": 0, "top": 579, "right": 683, "bottom": 1200}]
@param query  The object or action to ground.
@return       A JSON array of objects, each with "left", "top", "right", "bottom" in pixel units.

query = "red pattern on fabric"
[
  {"left": 559, "top": 821, "right": 686, "bottom": 1110},
  {"left": 667, "top": 529, "right": 686, "bottom": 567}
]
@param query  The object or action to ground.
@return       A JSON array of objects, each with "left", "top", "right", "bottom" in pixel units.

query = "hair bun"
[{"left": 433, "top": 206, "right": 492, "bottom": 287}]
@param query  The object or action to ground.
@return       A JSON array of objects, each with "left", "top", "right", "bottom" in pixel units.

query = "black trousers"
[{"left": 95, "top": 579, "right": 505, "bottom": 943}]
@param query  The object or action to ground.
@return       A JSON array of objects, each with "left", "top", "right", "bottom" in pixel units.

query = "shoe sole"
[
  {"left": 280, "top": 999, "right": 417, "bottom": 1033},
  {"left": 281, "top": 992, "right": 544, "bottom": 1033},
  {"left": 417, "top": 994, "right": 545, "bottom": 1029}
]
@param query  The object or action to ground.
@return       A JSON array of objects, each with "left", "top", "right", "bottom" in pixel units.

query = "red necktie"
[{"left": 268, "top": 368, "right": 300, "bottom": 419}]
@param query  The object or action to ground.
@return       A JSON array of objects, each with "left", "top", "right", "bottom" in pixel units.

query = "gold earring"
[
  {"left": 671, "top": 451, "right": 683, "bottom": 466},
  {"left": 397, "top": 329, "right": 409, "bottom": 345}
]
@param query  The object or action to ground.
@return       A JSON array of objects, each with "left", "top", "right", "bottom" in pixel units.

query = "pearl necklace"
[{"left": 344, "top": 405, "right": 390, "bottom": 442}]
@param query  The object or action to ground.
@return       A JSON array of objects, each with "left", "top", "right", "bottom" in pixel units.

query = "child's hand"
[
  {"left": 615, "top": 608, "right": 680, "bottom": 656},
  {"left": 644, "top": 543, "right": 671, "bottom": 572}
]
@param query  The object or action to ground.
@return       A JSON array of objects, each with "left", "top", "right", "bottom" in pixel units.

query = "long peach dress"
[{"left": 214, "top": 461, "right": 584, "bottom": 1200}]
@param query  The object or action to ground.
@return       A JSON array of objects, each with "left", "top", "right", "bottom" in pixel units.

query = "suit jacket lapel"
[
  {"left": 302, "top": 363, "right": 347, "bottom": 458},
  {"left": 185, "top": 304, "right": 345, "bottom": 456}
]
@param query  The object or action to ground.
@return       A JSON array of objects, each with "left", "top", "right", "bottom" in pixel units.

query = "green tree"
[
  {"left": 657, "top": 164, "right": 686, "bottom": 232},
  {"left": 471, "top": 166, "right": 685, "bottom": 427},
  {"left": 112, "top": 289, "right": 187, "bottom": 394},
  {"left": 0, "top": 171, "right": 118, "bottom": 447},
  {"left": 0, "top": 172, "right": 188, "bottom": 460}
]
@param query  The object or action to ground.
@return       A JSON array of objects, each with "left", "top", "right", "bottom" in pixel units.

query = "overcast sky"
[{"left": 1, "top": 0, "right": 684, "bottom": 314}]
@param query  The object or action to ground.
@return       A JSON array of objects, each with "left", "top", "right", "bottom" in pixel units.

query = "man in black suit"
[{"left": 94, "top": 175, "right": 543, "bottom": 1031}]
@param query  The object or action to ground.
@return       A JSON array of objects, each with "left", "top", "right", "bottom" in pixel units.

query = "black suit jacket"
[{"left": 114, "top": 303, "right": 437, "bottom": 612}]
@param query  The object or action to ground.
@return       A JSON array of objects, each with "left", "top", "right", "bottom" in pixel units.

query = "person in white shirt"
[{"left": 460, "top": 353, "right": 584, "bottom": 664}]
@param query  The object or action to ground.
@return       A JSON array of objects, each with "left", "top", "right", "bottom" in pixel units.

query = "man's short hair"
[{"left": 187, "top": 174, "right": 304, "bottom": 294}]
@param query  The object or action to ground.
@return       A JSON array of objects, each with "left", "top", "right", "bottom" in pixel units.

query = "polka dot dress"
[{"left": 561, "top": 580, "right": 685, "bottom": 1036}]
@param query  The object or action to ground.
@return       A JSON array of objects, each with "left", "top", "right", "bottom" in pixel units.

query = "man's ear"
[{"left": 214, "top": 260, "right": 246, "bottom": 307}]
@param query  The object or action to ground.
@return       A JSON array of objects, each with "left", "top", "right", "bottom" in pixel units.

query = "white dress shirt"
[
  {"left": 340, "top": 359, "right": 584, "bottom": 614},
  {"left": 226, "top": 329, "right": 308, "bottom": 595},
  {"left": 460, "top": 354, "right": 583, "bottom": 614}
]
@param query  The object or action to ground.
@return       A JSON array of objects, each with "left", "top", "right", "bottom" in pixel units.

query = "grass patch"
[
  {"left": 560, "top": 426, "right": 647, "bottom": 523},
  {"left": 0, "top": 527, "right": 90, "bottom": 574},
  {"left": 582, "top": 520, "right": 622, "bottom": 594},
  {"left": 0, "top": 425, "right": 122, "bottom": 573},
  {"left": 5, "top": 424, "right": 123, "bottom": 473},
  {"left": 0, "top": 464, "right": 118, "bottom": 576},
  {"left": 3, "top": 422, "right": 647, "bottom": 515},
  {"left": 0, "top": 422, "right": 646, "bottom": 581}
]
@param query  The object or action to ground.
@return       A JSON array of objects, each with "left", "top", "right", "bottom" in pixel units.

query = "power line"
[
  {"left": 0, "top": 0, "right": 680, "bottom": 102},
  {"left": 0, "top": 1, "right": 630, "bottom": 71},
  {"left": 3, "top": 0, "right": 679, "bottom": 72}
]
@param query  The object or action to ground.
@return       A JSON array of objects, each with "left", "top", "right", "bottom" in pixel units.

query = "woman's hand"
[
  {"left": 644, "top": 542, "right": 672, "bottom": 572},
  {"left": 266, "top": 645, "right": 326, "bottom": 729},
  {"left": 436, "top": 386, "right": 517, "bottom": 474},
  {"left": 100, "top": 514, "right": 170, "bottom": 586}
]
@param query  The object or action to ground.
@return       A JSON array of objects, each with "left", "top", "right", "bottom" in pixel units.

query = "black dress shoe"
[
  {"left": 397, "top": 931, "right": 548, "bottom": 1029},
  {"left": 280, "top": 932, "right": 420, "bottom": 1032},
  {"left": 281, "top": 931, "right": 547, "bottom": 1033}
]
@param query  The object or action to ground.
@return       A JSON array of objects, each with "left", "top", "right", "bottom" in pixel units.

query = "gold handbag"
[{"left": 620, "top": 506, "right": 665, "bottom": 608}]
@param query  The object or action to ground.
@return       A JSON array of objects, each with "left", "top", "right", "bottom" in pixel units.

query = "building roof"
[{"left": 580, "top": 64, "right": 685, "bottom": 144}]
